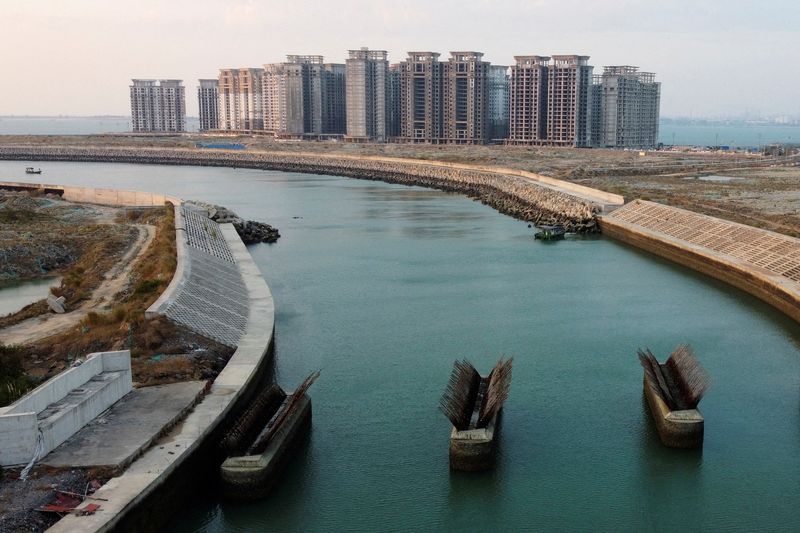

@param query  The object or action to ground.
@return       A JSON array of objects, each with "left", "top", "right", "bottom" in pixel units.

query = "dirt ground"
[{"left": 579, "top": 166, "right": 800, "bottom": 235}]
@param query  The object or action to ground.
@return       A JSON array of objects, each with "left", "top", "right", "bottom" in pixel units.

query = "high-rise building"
[
  {"left": 507, "top": 55, "right": 592, "bottom": 147},
  {"left": 130, "top": 79, "right": 186, "bottom": 133},
  {"left": 442, "top": 52, "right": 490, "bottom": 144},
  {"left": 261, "top": 55, "right": 346, "bottom": 137},
  {"left": 547, "top": 55, "right": 593, "bottom": 147},
  {"left": 399, "top": 52, "right": 444, "bottom": 143},
  {"left": 592, "top": 66, "right": 660, "bottom": 148},
  {"left": 197, "top": 79, "right": 219, "bottom": 131},
  {"left": 218, "top": 68, "right": 264, "bottom": 131},
  {"left": 508, "top": 56, "right": 549, "bottom": 144},
  {"left": 345, "top": 48, "right": 389, "bottom": 142},
  {"left": 387, "top": 64, "right": 402, "bottom": 139},
  {"left": 487, "top": 65, "right": 510, "bottom": 142}
]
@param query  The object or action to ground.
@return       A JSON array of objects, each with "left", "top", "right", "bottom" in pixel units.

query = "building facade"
[
  {"left": 546, "top": 55, "right": 593, "bottom": 147},
  {"left": 508, "top": 56, "right": 549, "bottom": 144},
  {"left": 507, "top": 55, "right": 592, "bottom": 147},
  {"left": 345, "top": 48, "right": 389, "bottom": 142},
  {"left": 399, "top": 51, "right": 501, "bottom": 144},
  {"left": 399, "top": 52, "right": 444, "bottom": 143},
  {"left": 387, "top": 64, "right": 402, "bottom": 139},
  {"left": 259, "top": 55, "right": 345, "bottom": 137},
  {"left": 197, "top": 79, "right": 219, "bottom": 131},
  {"left": 218, "top": 68, "right": 264, "bottom": 131},
  {"left": 442, "top": 52, "right": 490, "bottom": 144},
  {"left": 487, "top": 64, "right": 510, "bottom": 142},
  {"left": 130, "top": 79, "right": 186, "bottom": 133},
  {"left": 592, "top": 66, "right": 660, "bottom": 148}
]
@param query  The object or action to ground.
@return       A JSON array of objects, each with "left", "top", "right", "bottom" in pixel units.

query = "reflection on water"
[{"left": 0, "top": 277, "right": 60, "bottom": 317}]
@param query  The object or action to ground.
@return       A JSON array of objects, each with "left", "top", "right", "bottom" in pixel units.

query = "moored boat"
[{"left": 534, "top": 224, "right": 565, "bottom": 240}]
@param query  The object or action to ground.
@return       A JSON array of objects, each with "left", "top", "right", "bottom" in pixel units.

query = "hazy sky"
[{"left": 2, "top": 0, "right": 798, "bottom": 118}]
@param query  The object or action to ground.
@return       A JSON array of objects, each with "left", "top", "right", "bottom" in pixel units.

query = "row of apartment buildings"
[{"left": 132, "top": 49, "right": 660, "bottom": 148}]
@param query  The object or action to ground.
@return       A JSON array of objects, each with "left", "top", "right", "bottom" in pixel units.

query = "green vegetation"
[{"left": 0, "top": 344, "right": 32, "bottom": 406}]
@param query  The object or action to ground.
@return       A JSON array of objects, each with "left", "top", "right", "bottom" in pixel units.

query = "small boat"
[
  {"left": 25, "top": 167, "right": 43, "bottom": 175},
  {"left": 534, "top": 224, "right": 565, "bottom": 240},
  {"left": 440, "top": 357, "right": 513, "bottom": 471},
  {"left": 219, "top": 371, "right": 319, "bottom": 499}
]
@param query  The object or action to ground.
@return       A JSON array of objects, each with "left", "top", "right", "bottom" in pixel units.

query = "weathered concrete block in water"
[
  {"left": 638, "top": 345, "right": 709, "bottom": 449},
  {"left": 440, "top": 358, "right": 512, "bottom": 471},
  {"left": 642, "top": 377, "right": 704, "bottom": 449},
  {"left": 449, "top": 413, "right": 499, "bottom": 471},
  {"left": 220, "top": 395, "right": 312, "bottom": 500}
]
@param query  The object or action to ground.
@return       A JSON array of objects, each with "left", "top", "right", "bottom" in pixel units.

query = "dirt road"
[{"left": 0, "top": 223, "right": 155, "bottom": 345}]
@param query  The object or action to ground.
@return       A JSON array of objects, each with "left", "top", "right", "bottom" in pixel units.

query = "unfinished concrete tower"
[
  {"left": 197, "top": 79, "right": 219, "bottom": 131},
  {"left": 218, "top": 69, "right": 264, "bottom": 131},
  {"left": 345, "top": 47, "right": 389, "bottom": 142},
  {"left": 442, "top": 51, "right": 490, "bottom": 144},
  {"left": 130, "top": 79, "right": 186, "bottom": 133},
  {"left": 593, "top": 66, "right": 661, "bottom": 148},
  {"left": 508, "top": 56, "right": 550, "bottom": 144},
  {"left": 399, "top": 52, "right": 444, "bottom": 143},
  {"left": 546, "top": 55, "right": 593, "bottom": 147}
]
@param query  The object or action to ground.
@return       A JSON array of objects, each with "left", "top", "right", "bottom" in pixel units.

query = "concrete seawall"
[
  {"left": 0, "top": 145, "right": 623, "bottom": 232},
  {"left": 0, "top": 183, "right": 279, "bottom": 532},
  {"left": 600, "top": 200, "right": 800, "bottom": 324}
]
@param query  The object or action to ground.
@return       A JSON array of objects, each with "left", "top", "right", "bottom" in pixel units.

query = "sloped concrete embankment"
[
  {"left": 0, "top": 146, "right": 621, "bottom": 232},
  {"left": 600, "top": 200, "right": 800, "bottom": 324},
  {"left": 47, "top": 196, "right": 275, "bottom": 532}
]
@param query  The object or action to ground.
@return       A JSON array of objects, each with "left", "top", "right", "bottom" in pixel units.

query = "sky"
[{"left": 1, "top": 0, "right": 798, "bottom": 118}]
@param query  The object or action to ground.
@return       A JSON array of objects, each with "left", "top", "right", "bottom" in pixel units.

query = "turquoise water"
[{"left": 2, "top": 161, "right": 800, "bottom": 530}]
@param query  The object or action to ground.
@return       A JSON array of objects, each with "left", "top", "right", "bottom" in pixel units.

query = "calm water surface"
[
  {"left": 2, "top": 161, "right": 800, "bottom": 531},
  {"left": 0, "top": 277, "right": 60, "bottom": 317}
]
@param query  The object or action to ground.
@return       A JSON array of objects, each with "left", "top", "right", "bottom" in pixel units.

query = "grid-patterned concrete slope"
[
  {"left": 601, "top": 199, "right": 800, "bottom": 323},
  {"left": 160, "top": 206, "right": 248, "bottom": 347}
]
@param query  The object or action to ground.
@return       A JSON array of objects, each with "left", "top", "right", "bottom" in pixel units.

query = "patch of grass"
[{"left": 0, "top": 344, "right": 33, "bottom": 406}]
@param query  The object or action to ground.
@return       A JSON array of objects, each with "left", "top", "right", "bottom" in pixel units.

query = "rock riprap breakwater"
[
  {"left": 0, "top": 146, "right": 600, "bottom": 233},
  {"left": 188, "top": 201, "right": 281, "bottom": 244}
]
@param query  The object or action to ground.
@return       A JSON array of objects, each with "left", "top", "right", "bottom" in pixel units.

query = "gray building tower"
[
  {"left": 197, "top": 79, "right": 219, "bottom": 131},
  {"left": 399, "top": 52, "right": 444, "bottom": 143},
  {"left": 592, "top": 66, "right": 660, "bottom": 148},
  {"left": 218, "top": 68, "right": 264, "bottom": 131},
  {"left": 508, "top": 56, "right": 549, "bottom": 144},
  {"left": 546, "top": 55, "right": 593, "bottom": 147},
  {"left": 387, "top": 64, "right": 402, "bottom": 139},
  {"left": 345, "top": 47, "right": 389, "bottom": 142},
  {"left": 130, "top": 79, "right": 186, "bottom": 133},
  {"left": 262, "top": 55, "right": 345, "bottom": 137},
  {"left": 488, "top": 65, "right": 510, "bottom": 142},
  {"left": 443, "top": 51, "right": 490, "bottom": 144}
]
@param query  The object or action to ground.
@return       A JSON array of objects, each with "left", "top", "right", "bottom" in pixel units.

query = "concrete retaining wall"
[
  {"left": 49, "top": 215, "right": 275, "bottom": 533},
  {"left": 0, "top": 180, "right": 181, "bottom": 207},
  {"left": 600, "top": 200, "right": 800, "bottom": 324},
  {"left": 146, "top": 205, "right": 248, "bottom": 347},
  {"left": 0, "top": 351, "right": 132, "bottom": 465}
]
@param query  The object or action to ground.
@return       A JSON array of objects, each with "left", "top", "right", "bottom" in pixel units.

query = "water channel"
[
  {"left": 2, "top": 161, "right": 799, "bottom": 530},
  {"left": 0, "top": 277, "right": 60, "bottom": 317}
]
